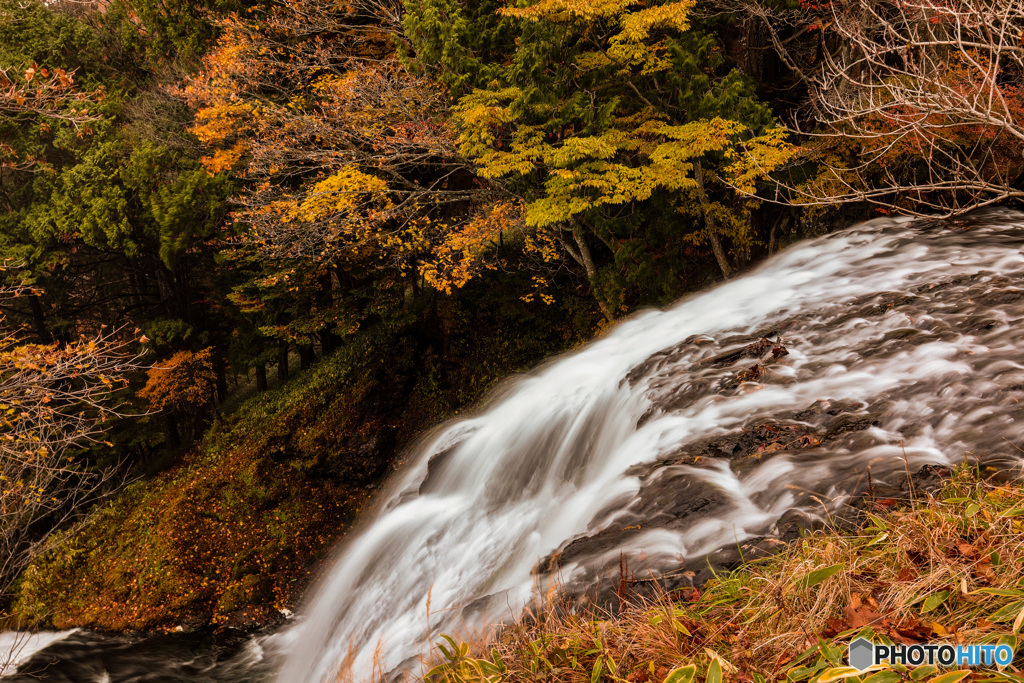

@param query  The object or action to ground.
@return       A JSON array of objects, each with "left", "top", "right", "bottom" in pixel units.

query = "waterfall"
[{"left": 275, "top": 211, "right": 1024, "bottom": 682}]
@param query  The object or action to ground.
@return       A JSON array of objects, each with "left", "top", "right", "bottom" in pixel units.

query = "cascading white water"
[
  {"left": 274, "top": 211, "right": 1024, "bottom": 682},
  {"left": 0, "top": 630, "right": 77, "bottom": 677}
]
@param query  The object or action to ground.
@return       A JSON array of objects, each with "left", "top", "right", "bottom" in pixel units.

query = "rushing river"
[{"left": 5, "top": 211, "right": 1024, "bottom": 681}]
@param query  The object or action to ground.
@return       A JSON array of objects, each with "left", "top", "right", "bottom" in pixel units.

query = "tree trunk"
[
  {"left": 693, "top": 161, "right": 734, "bottom": 279},
  {"left": 299, "top": 345, "right": 315, "bottom": 370},
  {"left": 165, "top": 414, "right": 181, "bottom": 449},
  {"left": 558, "top": 227, "right": 615, "bottom": 322},
  {"left": 277, "top": 345, "right": 289, "bottom": 382},
  {"left": 320, "top": 324, "right": 337, "bottom": 355},
  {"left": 768, "top": 212, "right": 790, "bottom": 255},
  {"left": 214, "top": 355, "right": 228, "bottom": 403},
  {"left": 255, "top": 363, "right": 267, "bottom": 392},
  {"left": 405, "top": 258, "right": 418, "bottom": 308},
  {"left": 27, "top": 294, "right": 52, "bottom": 342}
]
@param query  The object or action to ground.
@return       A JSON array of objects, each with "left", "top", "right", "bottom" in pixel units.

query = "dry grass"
[{"left": 417, "top": 464, "right": 1024, "bottom": 682}]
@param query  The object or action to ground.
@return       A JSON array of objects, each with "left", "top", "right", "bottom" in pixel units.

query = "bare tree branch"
[
  {"left": 738, "top": 0, "right": 1024, "bottom": 215},
  {"left": 0, "top": 274, "right": 142, "bottom": 597}
]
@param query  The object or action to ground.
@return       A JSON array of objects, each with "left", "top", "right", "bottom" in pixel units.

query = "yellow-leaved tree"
[
  {"left": 408, "top": 0, "right": 794, "bottom": 315},
  {"left": 182, "top": 0, "right": 520, "bottom": 326}
]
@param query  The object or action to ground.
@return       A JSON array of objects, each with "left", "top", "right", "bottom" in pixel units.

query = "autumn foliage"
[
  {"left": 0, "top": 279, "right": 140, "bottom": 599},
  {"left": 7, "top": 0, "right": 1024, "bottom": 640},
  {"left": 138, "top": 348, "right": 216, "bottom": 446},
  {"left": 0, "top": 63, "right": 98, "bottom": 168},
  {"left": 183, "top": 0, "right": 514, "bottom": 308},
  {"left": 404, "top": 0, "right": 795, "bottom": 314},
  {"left": 139, "top": 348, "right": 216, "bottom": 415}
]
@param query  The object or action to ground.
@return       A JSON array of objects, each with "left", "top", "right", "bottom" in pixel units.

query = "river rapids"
[{"left": 5, "top": 211, "right": 1024, "bottom": 681}]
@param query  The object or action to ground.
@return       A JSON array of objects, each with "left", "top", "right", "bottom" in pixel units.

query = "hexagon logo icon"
[{"left": 848, "top": 638, "right": 875, "bottom": 671}]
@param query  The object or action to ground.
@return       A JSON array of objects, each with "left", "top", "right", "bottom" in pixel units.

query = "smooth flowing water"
[
  {"left": 5, "top": 211, "right": 1024, "bottom": 681},
  {"left": 272, "top": 210, "right": 1024, "bottom": 681}
]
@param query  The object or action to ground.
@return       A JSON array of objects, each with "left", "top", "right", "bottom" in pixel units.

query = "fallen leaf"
[
  {"left": 955, "top": 543, "right": 977, "bottom": 558},
  {"left": 823, "top": 617, "right": 848, "bottom": 636},
  {"left": 844, "top": 604, "right": 884, "bottom": 629},
  {"left": 973, "top": 562, "right": 996, "bottom": 584}
]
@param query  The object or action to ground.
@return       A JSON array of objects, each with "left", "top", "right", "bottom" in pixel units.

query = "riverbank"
[
  {"left": 423, "top": 464, "right": 1024, "bottom": 682},
  {"left": 6, "top": 297, "right": 595, "bottom": 633}
]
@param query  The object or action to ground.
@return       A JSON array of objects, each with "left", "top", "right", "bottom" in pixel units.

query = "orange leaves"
[
  {"left": 0, "top": 292, "right": 141, "bottom": 596},
  {"left": 0, "top": 63, "right": 98, "bottom": 172},
  {"left": 421, "top": 201, "right": 524, "bottom": 294},
  {"left": 138, "top": 348, "right": 216, "bottom": 414},
  {"left": 191, "top": 102, "right": 260, "bottom": 146},
  {"left": 842, "top": 593, "right": 885, "bottom": 630},
  {"left": 182, "top": 0, "right": 507, "bottom": 292},
  {"left": 827, "top": 591, "right": 940, "bottom": 645}
]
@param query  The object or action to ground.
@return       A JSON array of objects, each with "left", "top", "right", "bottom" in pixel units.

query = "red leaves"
[
  {"left": 738, "top": 363, "right": 764, "bottom": 382},
  {"left": 738, "top": 337, "right": 789, "bottom": 385},
  {"left": 672, "top": 586, "right": 701, "bottom": 602},
  {"left": 825, "top": 590, "right": 938, "bottom": 644}
]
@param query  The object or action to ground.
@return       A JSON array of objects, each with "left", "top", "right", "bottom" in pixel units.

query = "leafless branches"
[
  {"left": 0, "top": 284, "right": 141, "bottom": 597},
  {"left": 745, "top": 0, "right": 1024, "bottom": 214}
]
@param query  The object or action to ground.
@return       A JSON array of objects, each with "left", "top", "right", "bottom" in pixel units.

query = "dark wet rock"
[
  {"left": 824, "top": 412, "right": 879, "bottom": 440},
  {"left": 977, "top": 453, "right": 1024, "bottom": 483},
  {"left": 555, "top": 459, "right": 962, "bottom": 614},
  {"left": 773, "top": 508, "right": 826, "bottom": 540},
  {"left": 543, "top": 475, "right": 730, "bottom": 571},
  {"left": 634, "top": 469, "right": 730, "bottom": 521},
  {"left": 977, "top": 288, "right": 1024, "bottom": 306},
  {"left": 902, "top": 463, "right": 949, "bottom": 494},
  {"left": 418, "top": 444, "right": 459, "bottom": 495},
  {"left": 830, "top": 292, "right": 922, "bottom": 327},
  {"left": 7, "top": 629, "right": 262, "bottom": 682},
  {"left": 880, "top": 328, "right": 925, "bottom": 343}
]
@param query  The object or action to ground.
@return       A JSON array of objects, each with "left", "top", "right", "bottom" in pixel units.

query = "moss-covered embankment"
[{"left": 9, "top": 293, "right": 596, "bottom": 632}]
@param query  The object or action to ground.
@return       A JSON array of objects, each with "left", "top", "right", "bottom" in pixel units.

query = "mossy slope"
[{"left": 11, "top": 289, "right": 592, "bottom": 631}]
